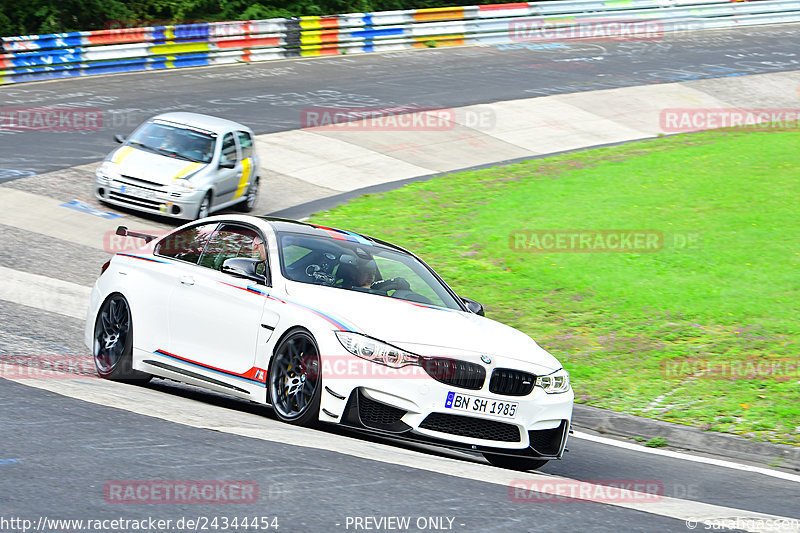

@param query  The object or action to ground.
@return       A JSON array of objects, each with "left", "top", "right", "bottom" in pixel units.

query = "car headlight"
[
  {"left": 170, "top": 178, "right": 196, "bottom": 192},
  {"left": 335, "top": 331, "right": 420, "bottom": 369},
  {"left": 536, "top": 368, "right": 570, "bottom": 394},
  {"left": 96, "top": 161, "right": 121, "bottom": 182}
]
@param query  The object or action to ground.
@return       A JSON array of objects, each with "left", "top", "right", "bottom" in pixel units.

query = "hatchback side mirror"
[
  {"left": 222, "top": 257, "right": 269, "bottom": 286},
  {"left": 219, "top": 159, "right": 236, "bottom": 169},
  {"left": 461, "top": 297, "right": 485, "bottom": 316},
  {"left": 114, "top": 134, "right": 125, "bottom": 144}
]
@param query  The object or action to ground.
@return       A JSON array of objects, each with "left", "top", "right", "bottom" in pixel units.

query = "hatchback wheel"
[
  {"left": 240, "top": 178, "right": 258, "bottom": 212},
  {"left": 196, "top": 192, "right": 212, "bottom": 219}
]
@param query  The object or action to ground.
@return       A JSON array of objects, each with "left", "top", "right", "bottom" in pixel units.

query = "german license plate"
[
  {"left": 444, "top": 391, "right": 518, "bottom": 419},
  {"left": 120, "top": 184, "right": 158, "bottom": 201}
]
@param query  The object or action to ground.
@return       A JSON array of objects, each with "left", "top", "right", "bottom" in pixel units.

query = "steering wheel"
[
  {"left": 305, "top": 264, "right": 321, "bottom": 278},
  {"left": 305, "top": 264, "right": 334, "bottom": 285}
]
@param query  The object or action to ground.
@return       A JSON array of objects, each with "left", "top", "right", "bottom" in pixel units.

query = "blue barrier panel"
[
  {"left": 82, "top": 61, "right": 150, "bottom": 75},
  {"left": 174, "top": 23, "right": 211, "bottom": 40},
  {"left": 8, "top": 49, "right": 85, "bottom": 67},
  {"left": 148, "top": 53, "right": 212, "bottom": 68},
  {"left": 3, "top": 33, "right": 85, "bottom": 52},
  {"left": 7, "top": 68, "right": 83, "bottom": 83},
  {"left": 351, "top": 28, "right": 406, "bottom": 39}
]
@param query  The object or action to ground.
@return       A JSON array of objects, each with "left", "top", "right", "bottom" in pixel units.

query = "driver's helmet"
[{"left": 337, "top": 250, "right": 378, "bottom": 289}]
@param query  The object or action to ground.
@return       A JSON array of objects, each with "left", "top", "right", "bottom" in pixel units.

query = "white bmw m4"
[{"left": 86, "top": 215, "right": 573, "bottom": 470}]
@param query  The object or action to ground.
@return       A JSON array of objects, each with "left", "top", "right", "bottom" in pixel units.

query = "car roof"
[
  {"left": 184, "top": 214, "right": 406, "bottom": 254},
  {"left": 151, "top": 112, "right": 251, "bottom": 135},
  {"left": 257, "top": 216, "right": 407, "bottom": 253}
]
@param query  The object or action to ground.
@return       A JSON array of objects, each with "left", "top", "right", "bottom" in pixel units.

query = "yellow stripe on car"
[
  {"left": 233, "top": 158, "right": 252, "bottom": 200},
  {"left": 111, "top": 146, "right": 135, "bottom": 164},
  {"left": 173, "top": 162, "right": 203, "bottom": 180}
]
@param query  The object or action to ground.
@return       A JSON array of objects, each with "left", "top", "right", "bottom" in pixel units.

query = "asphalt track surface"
[{"left": 2, "top": 24, "right": 800, "bottom": 533}]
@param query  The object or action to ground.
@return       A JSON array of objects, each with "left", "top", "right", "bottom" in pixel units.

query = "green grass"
[
  {"left": 645, "top": 437, "right": 669, "bottom": 448},
  {"left": 309, "top": 128, "right": 800, "bottom": 446}
]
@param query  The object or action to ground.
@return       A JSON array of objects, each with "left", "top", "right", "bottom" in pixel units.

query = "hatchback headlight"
[
  {"left": 96, "top": 161, "right": 120, "bottom": 182},
  {"left": 172, "top": 178, "right": 196, "bottom": 191},
  {"left": 536, "top": 368, "right": 570, "bottom": 394},
  {"left": 335, "top": 331, "right": 420, "bottom": 368}
]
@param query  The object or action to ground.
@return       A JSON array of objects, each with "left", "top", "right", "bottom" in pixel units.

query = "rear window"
[{"left": 155, "top": 223, "right": 218, "bottom": 264}]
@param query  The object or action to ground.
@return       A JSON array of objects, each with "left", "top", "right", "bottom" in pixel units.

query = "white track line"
[
  {"left": 0, "top": 266, "right": 90, "bottom": 320},
  {"left": 573, "top": 431, "right": 800, "bottom": 484}
]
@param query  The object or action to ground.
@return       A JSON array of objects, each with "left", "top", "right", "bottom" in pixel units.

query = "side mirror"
[
  {"left": 222, "top": 257, "right": 269, "bottom": 286},
  {"left": 114, "top": 134, "right": 126, "bottom": 144},
  {"left": 461, "top": 297, "right": 485, "bottom": 316},
  {"left": 219, "top": 159, "right": 236, "bottom": 169}
]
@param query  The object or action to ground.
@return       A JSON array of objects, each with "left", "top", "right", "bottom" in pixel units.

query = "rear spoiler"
[{"left": 116, "top": 226, "right": 158, "bottom": 243}]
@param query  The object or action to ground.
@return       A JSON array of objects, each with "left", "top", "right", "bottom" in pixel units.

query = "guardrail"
[{"left": 2, "top": 0, "right": 800, "bottom": 85}]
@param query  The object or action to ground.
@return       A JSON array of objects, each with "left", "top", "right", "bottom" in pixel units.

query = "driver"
[
  {"left": 354, "top": 261, "right": 376, "bottom": 288},
  {"left": 159, "top": 129, "right": 187, "bottom": 154},
  {"left": 337, "top": 254, "right": 377, "bottom": 290}
]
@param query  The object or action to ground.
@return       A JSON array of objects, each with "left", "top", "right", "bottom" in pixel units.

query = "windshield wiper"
[
  {"left": 128, "top": 140, "right": 156, "bottom": 152},
  {"left": 157, "top": 148, "right": 194, "bottom": 162}
]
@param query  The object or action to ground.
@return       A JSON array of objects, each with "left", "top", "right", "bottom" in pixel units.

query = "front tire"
[
  {"left": 195, "top": 191, "right": 212, "bottom": 220},
  {"left": 93, "top": 294, "right": 151, "bottom": 383},
  {"left": 268, "top": 329, "right": 321, "bottom": 427},
  {"left": 483, "top": 452, "right": 548, "bottom": 471}
]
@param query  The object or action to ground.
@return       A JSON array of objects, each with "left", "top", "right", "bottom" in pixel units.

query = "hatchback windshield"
[
  {"left": 277, "top": 232, "right": 463, "bottom": 310},
  {"left": 127, "top": 120, "right": 216, "bottom": 163}
]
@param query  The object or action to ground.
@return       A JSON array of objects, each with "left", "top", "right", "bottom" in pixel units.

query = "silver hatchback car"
[{"left": 95, "top": 112, "right": 260, "bottom": 220}]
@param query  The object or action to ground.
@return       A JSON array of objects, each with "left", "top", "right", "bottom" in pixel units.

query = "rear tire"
[
  {"left": 483, "top": 452, "right": 548, "bottom": 471},
  {"left": 239, "top": 177, "right": 259, "bottom": 212},
  {"left": 93, "top": 294, "right": 151, "bottom": 383}
]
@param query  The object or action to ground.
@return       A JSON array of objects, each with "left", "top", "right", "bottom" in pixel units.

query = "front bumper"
[
  {"left": 318, "top": 352, "right": 574, "bottom": 457},
  {"left": 95, "top": 178, "right": 204, "bottom": 219}
]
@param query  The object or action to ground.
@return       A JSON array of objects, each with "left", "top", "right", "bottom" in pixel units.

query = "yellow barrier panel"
[
  {"left": 413, "top": 34, "right": 466, "bottom": 47},
  {"left": 300, "top": 30, "right": 340, "bottom": 45},
  {"left": 300, "top": 16, "right": 340, "bottom": 30},
  {"left": 150, "top": 42, "right": 211, "bottom": 55},
  {"left": 299, "top": 42, "right": 342, "bottom": 56},
  {"left": 414, "top": 7, "right": 465, "bottom": 21}
]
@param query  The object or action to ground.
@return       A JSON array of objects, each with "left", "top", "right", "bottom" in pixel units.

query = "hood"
[
  {"left": 110, "top": 146, "right": 206, "bottom": 186},
  {"left": 284, "top": 282, "right": 562, "bottom": 373}
]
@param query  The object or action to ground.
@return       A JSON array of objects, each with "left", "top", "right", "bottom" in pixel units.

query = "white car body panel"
[
  {"left": 114, "top": 148, "right": 208, "bottom": 187},
  {"left": 86, "top": 215, "right": 573, "bottom": 456},
  {"left": 283, "top": 281, "right": 562, "bottom": 373}
]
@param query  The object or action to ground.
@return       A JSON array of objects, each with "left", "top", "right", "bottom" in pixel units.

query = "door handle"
[{"left": 180, "top": 276, "right": 195, "bottom": 286}]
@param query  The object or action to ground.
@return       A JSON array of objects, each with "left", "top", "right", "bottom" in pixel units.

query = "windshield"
[
  {"left": 127, "top": 120, "right": 216, "bottom": 163},
  {"left": 277, "top": 232, "right": 463, "bottom": 311}
]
